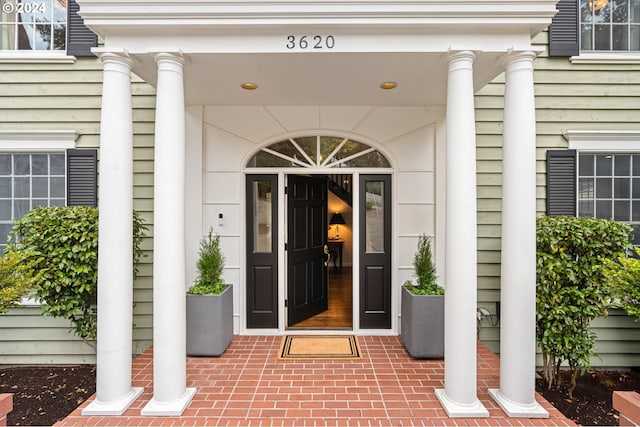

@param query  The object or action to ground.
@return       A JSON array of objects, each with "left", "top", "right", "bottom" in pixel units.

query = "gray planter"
[
  {"left": 186, "top": 285, "right": 233, "bottom": 356},
  {"left": 401, "top": 286, "right": 444, "bottom": 358}
]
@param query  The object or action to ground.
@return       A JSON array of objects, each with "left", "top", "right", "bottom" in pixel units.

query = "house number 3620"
[{"left": 286, "top": 35, "right": 336, "bottom": 50}]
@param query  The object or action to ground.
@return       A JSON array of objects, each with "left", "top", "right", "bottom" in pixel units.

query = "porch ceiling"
[
  {"left": 78, "top": 0, "right": 558, "bottom": 106},
  {"left": 131, "top": 51, "right": 506, "bottom": 106}
]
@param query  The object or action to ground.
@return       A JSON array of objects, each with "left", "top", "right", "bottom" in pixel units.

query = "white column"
[
  {"left": 141, "top": 51, "right": 196, "bottom": 416},
  {"left": 82, "top": 48, "right": 143, "bottom": 416},
  {"left": 488, "top": 51, "right": 548, "bottom": 418},
  {"left": 435, "top": 51, "right": 489, "bottom": 418}
]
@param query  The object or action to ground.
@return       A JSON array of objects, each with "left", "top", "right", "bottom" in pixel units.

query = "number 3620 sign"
[{"left": 286, "top": 35, "right": 336, "bottom": 50}]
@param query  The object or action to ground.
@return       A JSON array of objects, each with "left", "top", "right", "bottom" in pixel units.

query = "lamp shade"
[{"left": 330, "top": 212, "right": 346, "bottom": 225}]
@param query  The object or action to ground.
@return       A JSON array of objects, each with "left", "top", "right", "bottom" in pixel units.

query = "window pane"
[
  {"left": 596, "top": 177, "right": 612, "bottom": 198},
  {"left": 52, "top": 24, "right": 65, "bottom": 50},
  {"left": 32, "top": 155, "right": 48, "bottom": 175},
  {"left": 0, "top": 201, "right": 11, "bottom": 221},
  {"left": 632, "top": 25, "right": 640, "bottom": 49},
  {"left": 633, "top": 0, "right": 640, "bottom": 22},
  {"left": 0, "top": 155, "right": 11, "bottom": 175},
  {"left": 613, "top": 24, "right": 629, "bottom": 49},
  {"left": 595, "top": 24, "right": 612, "bottom": 49},
  {"left": 341, "top": 151, "right": 391, "bottom": 168},
  {"left": 634, "top": 155, "right": 640, "bottom": 176},
  {"left": 13, "top": 155, "right": 29, "bottom": 175},
  {"left": 579, "top": 200, "right": 595, "bottom": 217},
  {"left": 253, "top": 181, "right": 272, "bottom": 253},
  {"left": 579, "top": 178, "right": 595, "bottom": 198},
  {"left": 633, "top": 201, "right": 640, "bottom": 221},
  {"left": 50, "top": 154, "right": 65, "bottom": 175},
  {"left": 594, "top": 1, "right": 612, "bottom": 22},
  {"left": 581, "top": 24, "right": 594, "bottom": 49},
  {"left": 13, "top": 177, "right": 30, "bottom": 198},
  {"left": 248, "top": 151, "right": 298, "bottom": 168},
  {"left": 32, "top": 199, "right": 48, "bottom": 208},
  {"left": 596, "top": 200, "right": 613, "bottom": 218},
  {"left": 615, "top": 178, "right": 631, "bottom": 198},
  {"left": 365, "top": 181, "right": 384, "bottom": 252},
  {"left": 293, "top": 137, "right": 317, "bottom": 164},
  {"left": 50, "top": 198, "right": 64, "bottom": 207},
  {"left": 633, "top": 224, "right": 640, "bottom": 246},
  {"left": 32, "top": 177, "right": 48, "bottom": 198},
  {"left": 13, "top": 200, "right": 29, "bottom": 219},
  {"left": 50, "top": 177, "right": 64, "bottom": 198},
  {"left": 596, "top": 155, "right": 613, "bottom": 175},
  {"left": 579, "top": 154, "right": 595, "bottom": 176},
  {"left": 0, "top": 224, "right": 13, "bottom": 246},
  {"left": 634, "top": 178, "right": 640, "bottom": 198},
  {"left": 0, "top": 178, "right": 10, "bottom": 198},
  {"left": 18, "top": 23, "right": 34, "bottom": 50},
  {"left": 613, "top": 0, "right": 629, "bottom": 23},
  {"left": 35, "top": 24, "right": 52, "bottom": 50},
  {"left": 615, "top": 200, "right": 631, "bottom": 220}
]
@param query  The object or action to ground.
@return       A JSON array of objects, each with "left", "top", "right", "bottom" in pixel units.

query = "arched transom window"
[{"left": 246, "top": 136, "right": 390, "bottom": 168}]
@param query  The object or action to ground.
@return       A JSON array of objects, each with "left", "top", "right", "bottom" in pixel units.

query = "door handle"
[{"left": 323, "top": 244, "right": 331, "bottom": 267}]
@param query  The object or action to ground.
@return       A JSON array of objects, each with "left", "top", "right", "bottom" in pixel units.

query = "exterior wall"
[
  {"left": 0, "top": 57, "right": 156, "bottom": 364},
  {"left": 199, "top": 106, "right": 440, "bottom": 333},
  {"left": 2, "top": 31, "right": 639, "bottom": 365},
  {"left": 475, "top": 30, "right": 640, "bottom": 365}
]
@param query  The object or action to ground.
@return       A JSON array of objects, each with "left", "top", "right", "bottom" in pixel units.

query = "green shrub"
[
  {"left": 404, "top": 234, "right": 444, "bottom": 296},
  {"left": 0, "top": 251, "right": 40, "bottom": 313},
  {"left": 187, "top": 229, "right": 227, "bottom": 295},
  {"left": 536, "top": 215, "right": 632, "bottom": 397},
  {"left": 604, "top": 247, "right": 640, "bottom": 322},
  {"left": 5, "top": 206, "right": 147, "bottom": 342}
]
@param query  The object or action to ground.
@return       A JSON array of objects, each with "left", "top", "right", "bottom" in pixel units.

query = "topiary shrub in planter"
[
  {"left": 401, "top": 234, "right": 445, "bottom": 358},
  {"left": 536, "top": 215, "right": 631, "bottom": 398},
  {"left": 186, "top": 230, "right": 233, "bottom": 356}
]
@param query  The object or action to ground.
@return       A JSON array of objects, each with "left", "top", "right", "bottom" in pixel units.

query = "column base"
[
  {"left": 489, "top": 389, "right": 549, "bottom": 418},
  {"left": 141, "top": 387, "right": 196, "bottom": 416},
  {"left": 435, "top": 389, "right": 489, "bottom": 418},
  {"left": 81, "top": 387, "right": 144, "bottom": 416}
]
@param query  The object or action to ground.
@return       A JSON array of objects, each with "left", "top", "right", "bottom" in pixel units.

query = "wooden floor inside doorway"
[{"left": 291, "top": 269, "right": 353, "bottom": 329}]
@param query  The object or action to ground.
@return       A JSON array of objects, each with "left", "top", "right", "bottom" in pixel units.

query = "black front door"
[{"left": 287, "top": 175, "right": 328, "bottom": 326}]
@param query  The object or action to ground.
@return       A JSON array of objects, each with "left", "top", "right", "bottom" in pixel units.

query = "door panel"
[
  {"left": 287, "top": 175, "right": 328, "bottom": 326},
  {"left": 246, "top": 175, "right": 278, "bottom": 328},
  {"left": 359, "top": 174, "right": 392, "bottom": 329}
]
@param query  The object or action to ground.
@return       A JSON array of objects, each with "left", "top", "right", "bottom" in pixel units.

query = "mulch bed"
[
  {"left": 536, "top": 369, "right": 640, "bottom": 426},
  {"left": 1, "top": 365, "right": 640, "bottom": 425},
  {"left": 0, "top": 365, "right": 95, "bottom": 426}
]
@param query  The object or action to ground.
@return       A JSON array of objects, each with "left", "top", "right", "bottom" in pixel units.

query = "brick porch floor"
[{"left": 58, "top": 336, "right": 574, "bottom": 426}]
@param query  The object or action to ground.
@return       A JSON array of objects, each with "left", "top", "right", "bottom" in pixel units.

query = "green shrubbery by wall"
[
  {"left": 536, "top": 215, "right": 632, "bottom": 397},
  {"left": 2, "top": 206, "right": 146, "bottom": 343}
]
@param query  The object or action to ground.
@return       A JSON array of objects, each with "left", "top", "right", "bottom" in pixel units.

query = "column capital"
[
  {"left": 93, "top": 48, "right": 133, "bottom": 70},
  {"left": 447, "top": 50, "right": 476, "bottom": 69},
  {"left": 502, "top": 50, "right": 537, "bottom": 72},
  {"left": 151, "top": 51, "right": 185, "bottom": 70}
]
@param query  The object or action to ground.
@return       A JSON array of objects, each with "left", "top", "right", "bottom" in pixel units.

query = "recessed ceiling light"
[
  {"left": 241, "top": 82, "right": 258, "bottom": 90},
  {"left": 380, "top": 82, "right": 398, "bottom": 90}
]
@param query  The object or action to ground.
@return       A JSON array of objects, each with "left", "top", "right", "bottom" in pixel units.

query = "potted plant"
[
  {"left": 401, "top": 234, "right": 444, "bottom": 358},
  {"left": 186, "top": 229, "right": 233, "bottom": 356}
]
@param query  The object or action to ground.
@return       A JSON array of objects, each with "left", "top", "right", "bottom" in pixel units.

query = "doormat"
[{"left": 278, "top": 335, "right": 361, "bottom": 360}]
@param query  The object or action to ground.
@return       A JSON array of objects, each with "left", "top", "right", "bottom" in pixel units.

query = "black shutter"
[
  {"left": 549, "top": 0, "right": 579, "bottom": 56},
  {"left": 67, "top": 0, "right": 97, "bottom": 57},
  {"left": 67, "top": 149, "right": 97, "bottom": 207},
  {"left": 546, "top": 149, "right": 577, "bottom": 216}
]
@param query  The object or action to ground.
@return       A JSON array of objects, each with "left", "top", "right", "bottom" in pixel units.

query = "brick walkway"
[{"left": 58, "top": 336, "right": 574, "bottom": 426}]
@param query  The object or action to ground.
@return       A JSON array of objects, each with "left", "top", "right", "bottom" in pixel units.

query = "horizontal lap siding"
[
  {"left": 0, "top": 58, "right": 156, "bottom": 364},
  {"left": 475, "top": 30, "right": 640, "bottom": 366}
]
